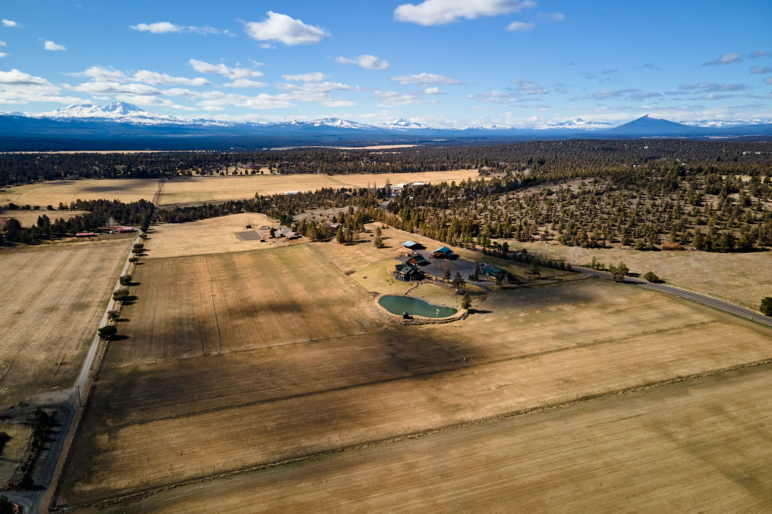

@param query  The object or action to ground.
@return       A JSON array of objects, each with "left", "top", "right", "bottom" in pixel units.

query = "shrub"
[
  {"left": 119, "top": 274, "right": 132, "bottom": 286},
  {"left": 642, "top": 271, "right": 660, "bottom": 283},
  {"left": 98, "top": 325, "right": 117, "bottom": 339},
  {"left": 761, "top": 297, "right": 772, "bottom": 317}
]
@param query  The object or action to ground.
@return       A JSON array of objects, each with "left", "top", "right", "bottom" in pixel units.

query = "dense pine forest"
[
  {"left": 2, "top": 140, "right": 772, "bottom": 253},
  {"left": 1, "top": 139, "right": 771, "bottom": 186}
]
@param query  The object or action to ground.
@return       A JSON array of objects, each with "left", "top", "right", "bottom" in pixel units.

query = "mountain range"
[{"left": 1, "top": 102, "right": 772, "bottom": 151}]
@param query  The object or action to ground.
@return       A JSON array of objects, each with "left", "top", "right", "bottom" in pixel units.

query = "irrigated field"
[
  {"left": 91, "top": 364, "right": 772, "bottom": 514},
  {"left": 0, "top": 179, "right": 159, "bottom": 208},
  {"left": 60, "top": 271, "right": 772, "bottom": 504},
  {"left": 157, "top": 170, "right": 480, "bottom": 205},
  {"left": 0, "top": 240, "right": 131, "bottom": 405}
]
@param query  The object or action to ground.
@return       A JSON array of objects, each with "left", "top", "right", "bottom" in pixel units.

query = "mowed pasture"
[
  {"left": 145, "top": 213, "right": 296, "bottom": 259},
  {"left": 157, "top": 169, "right": 480, "bottom": 205},
  {"left": 0, "top": 179, "right": 159, "bottom": 208},
  {"left": 103, "top": 244, "right": 385, "bottom": 366},
  {"left": 60, "top": 276, "right": 772, "bottom": 503},
  {"left": 0, "top": 241, "right": 130, "bottom": 405},
  {"left": 94, "top": 364, "right": 772, "bottom": 514}
]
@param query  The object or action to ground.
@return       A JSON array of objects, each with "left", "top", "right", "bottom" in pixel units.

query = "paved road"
[
  {"left": 575, "top": 266, "right": 772, "bottom": 329},
  {"left": 0, "top": 230, "right": 143, "bottom": 514}
]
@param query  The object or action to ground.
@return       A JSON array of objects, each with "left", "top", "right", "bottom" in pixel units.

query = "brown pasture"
[
  {"left": 157, "top": 170, "right": 480, "bottom": 205},
  {"left": 92, "top": 364, "right": 772, "bottom": 514},
  {"left": 0, "top": 240, "right": 130, "bottom": 405},
  {"left": 0, "top": 179, "right": 159, "bottom": 208},
  {"left": 60, "top": 275, "right": 772, "bottom": 503}
]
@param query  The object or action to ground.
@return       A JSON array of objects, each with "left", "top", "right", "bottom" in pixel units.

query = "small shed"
[
  {"left": 430, "top": 246, "right": 454, "bottom": 259},
  {"left": 407, "top": 254, "right": 429, "bottom": 266},
  {"left": 285, "top": 231, "right": 300, "bottom": 240},
  {"left": 402, "top": 241, "right": 420, "bottom": 249}
]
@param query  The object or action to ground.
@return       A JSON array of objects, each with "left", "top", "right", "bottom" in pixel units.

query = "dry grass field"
[
  {"left": 91, "top": 364, "right": 772, "bottom": 514},
  {"left": 60, "top": 274, "right": 772, "bottom": 504},
  {"left": 0, "top": 209, "right": 86, "bottom": 227},
  {"left": 513, "top": 241, "right": 772, "bottom": 310},
  {"left": 157, "top": 169, "right": 480, "bottom": 205},
  {"left": 0, "top": 179, "right": 159, "bottom": 208},
  {"left": 0, "top": 240, "right": 130, "bottom": 405},
  {"left": 145, "top": 213, "right": 294, "bottom": 259},
  {"left": 0, "top": 423, "right": 32, "bottom": 488}
]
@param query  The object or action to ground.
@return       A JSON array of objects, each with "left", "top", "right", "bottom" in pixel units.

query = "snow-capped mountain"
[
  {"left": 301, "top": 117, "right": 373, "bottom": 130},
  {"left": 31, "top": 101, "right": 231, "bottom": 127},
  {"left": 381, "top": 118, "right": 430, "bottom": 130},
  {"left": 547, "top": 118, "right": 613, "bottom": 130}
]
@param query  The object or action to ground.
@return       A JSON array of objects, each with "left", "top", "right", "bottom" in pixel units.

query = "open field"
[
  {"left": 0, "top": 240, "right": 130, "bottom": 406},
  {"left": 157, "top": 169, "right": 480, "bottom": 205},
  {"left": 91, "top": 364, "right": 772, "bottom": 514},
  {"left": 0, "top": 423, "right": 32, "bottom": 488},
  {"left": 60, "top": 275, "right": 772, "bottom": 503},
  {"left": 0, "top": 179, "right": 159, "bottom": 208},
  {"left": 146, "top": 213, "right": 295, "bottom": 259},
  {"left": 104, "top": 244, "right": 385, "bottom": 366},
  {"left": 512, "top": 241, "right": 772, "bottom": 310}
]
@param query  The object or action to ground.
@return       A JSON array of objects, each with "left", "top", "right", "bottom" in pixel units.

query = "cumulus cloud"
[
  {"left": 766, "top": 77, "right": 772, "bottom": 86},
  {"left": 132, "top": 70, "right": 210, "bottom": 86},
  {"left": 702, "top": 52, "right": 742, "bottom": 66},
  {"left": 0, "top": 69, "right": 84, "bottom": 105},
  {"left": 335, "top": 55, "right": 390, "bottom": 70},
  {"left": 196, "top": 91, "right": 296, "bottom": 111},
  {"left": 680, "top": 82, "right": 748, "bottom": 92},
  {"left": 71, "top": 66, "right": 127, "bottom": 81},
  {"left": 538, "top": 12, "right": 565, "bottom": 21},
  {"left": 570, "top": 89, "right": 638, "bottom": 101},
  {"left": 751, "top": 50, "right": 768, "bottom": 59},
  {"left": 394, "top": 0, "right": 535, "bottom": 26},
  {"left": 44, "top": 41, "right": 66, "bottom": 51},
  {"left": 701, "top": 94, "right": 735, "bottom": 101},
  {"left": 0, "top": 41, "right": 6, "bottom": 46},
  {"left": 641, "top": 63, "right": 660, "bottom": 71},
  {"left": 424, "top": 87, "right": 445, "bottom": 95},
  {"left": 281, "top": 72, "right": 328, "bottom": 82},
  {"left": 244, "top": 12, "right": 330, "bottom": 46},
  {"left": 506, "top": 21, "right": 534, "bottom": 32},
  {"left": 0, "top": 53, "right": 6, "bottom": 58},
  {"left": 223, "top": 79, "right": 268, "bottom": 88},
  {"left": 374, "top": 90, "right": 436, "bottom": 105},
  {"left": 751, "top": 67, "right": 772, "bottom": 74},
  {"left": 67, "top": 81, "right": 163, "bottom": 95},
  {"left": 391, "top": 73, "right": 461, "bottom": 85},
  {"left": 2, "top": 20, "right": 19, "bottom": 28},
  {"left": 188, "top": 59, "right": 263, "bottom": 80}
]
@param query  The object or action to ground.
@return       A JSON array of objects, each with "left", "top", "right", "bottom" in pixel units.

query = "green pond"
[{"left": 379, "top": 295, "right": 458, "bottom": 318}]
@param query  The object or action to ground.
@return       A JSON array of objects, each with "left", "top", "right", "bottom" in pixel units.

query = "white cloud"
[
  {"left": 281, "top": 72, "right": 328, "bottom": 82},
  {"left": 425, "top": 87, "right": 445, "bottom": 95},
  {"left": 702, "top": 52, "right": 742, "bottom": 66},
  {"left": 394, "top": 0, "right": 535, "bottom": 26},
  {"left": 0, "top": 41, "right": 6, "bottom": 46},
  {"left": 374, "top": 90, "right": 436, "bottom": 105},
  {"left": 188, "top": 59, "right": 263, "bottom": 80},
  {"left": 467, "top": 90, "right": 537, "bottom": 103},
  {"left": 132, "top": 70, "right": 210, "bottom": 86},
  {"left": 68, "top": 81, "right": 162, "bottom": 95},
  {"left": 751, "top": 50, "right": 768, "bottom": 59},
  {"left": 71, "top": 66, "right": 127, "bottom": 81},
  {"left": 130, "top": 22, "right": 222, "bottom": 35},
  {"left": 162, "top": 88, "right": 201, "bottom": 98},
  {"left": 506, "top": 21, "right": 534, "bottom": 32},
  {"left": 766, "top": 78, "right": 772, "bottom": 86},
  {"left": 196, "top": 91, "right": 296, "bottom": 111},
  {"left": 244, "top": 12, "right": 330, "bottom": 46},
  {"left": 44, "top": 41, "right": 66, "bottom": 51},
  {"left": 2, "top": 20, "right": 19, "bottom": 28},
  {"left": 391, "top": 73, "right": 461, "bottom": 85},
  {"left": 0, "top": 69, "right": 84, "bottom": 105},
  {"left": 701, "top": 94, "right": 735, "bottom": 101},
  {"left": 538, "top": 12, "right": 565, "bottom": 21},
  {"left": 277, "top": 81, "right": 360, "bottom": 106},
  {"left": 630, "top": 91, "right": 662, "bottom": 101},
  {"left": 751, "top": 67, "right": 772, "bottom": 74},
  {"left": 511, "top": 79, "right": 547, "bottom": 95},
  {"left": 0, "top": 53, "right": 5, "bottom": 58},
  {"left": 335, "top": 55, "right": 390, "bottom": 70},
  {"left": 680, "top": 83, "right": 748, "bottom": 92},
  {"left": 114, "top": 94, "right": 196, "bottom": 110},
  {"left": 223, "top": 79, "right": 268, "bottom": 88},
  {"left": 130, "top": 22, "right": 184, "bottom": 34},
  {"left": 570, "top": 89, "right": 638, "bottom": 101}
]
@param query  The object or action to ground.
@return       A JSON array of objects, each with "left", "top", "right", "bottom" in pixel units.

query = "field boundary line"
[
  {"left": 101, "top": 317, "right": 729, "bottom": 430},
  {"left": 53, "top": 356, "right": 772, "bottom": 511}
]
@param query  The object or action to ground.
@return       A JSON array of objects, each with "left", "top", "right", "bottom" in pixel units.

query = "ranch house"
[
  {"left": 483, "top": 266, "right": 506, "bottom": 280},
  {"left": 430, "top": 246, "right": 454, "bottom": 259},
  {"left": 395, "top": 263, "right": 422, "bottom": 282}
]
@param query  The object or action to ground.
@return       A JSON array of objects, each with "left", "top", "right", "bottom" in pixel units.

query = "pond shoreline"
[{"left": 372, "top": 293, "right": 468, "bottom": 326}]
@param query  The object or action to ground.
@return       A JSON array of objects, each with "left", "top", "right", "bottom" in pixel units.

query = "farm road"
[
  {"left": 0, "top": 230, "right": 144, "bottom": 514},
  {"left": 575, "top": 266, "right": 772, "bottom": 329}
]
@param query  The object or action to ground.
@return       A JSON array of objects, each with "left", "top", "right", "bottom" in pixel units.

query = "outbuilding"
[
  {"left": 402, "top": 240, "right": 421, "bottom": 249},
  {"left": 430, "top": 246, "right": 454, "bottom": 259},
  {"left": 407, "top": 254, "right": 429, "bottom": 266}
]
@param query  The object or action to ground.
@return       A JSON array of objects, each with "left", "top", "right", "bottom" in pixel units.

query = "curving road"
[{"left": 575, "top": 266, "right": 772, "bottom": 329}]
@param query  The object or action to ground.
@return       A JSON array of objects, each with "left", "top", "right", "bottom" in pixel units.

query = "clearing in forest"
[{"left": 0, "top": 179, "right": 159, "bottom": 208}]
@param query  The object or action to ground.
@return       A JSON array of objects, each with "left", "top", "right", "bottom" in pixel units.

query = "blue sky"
[{"left": 1, "top": 0, "right": 771, "bottom": 127}]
